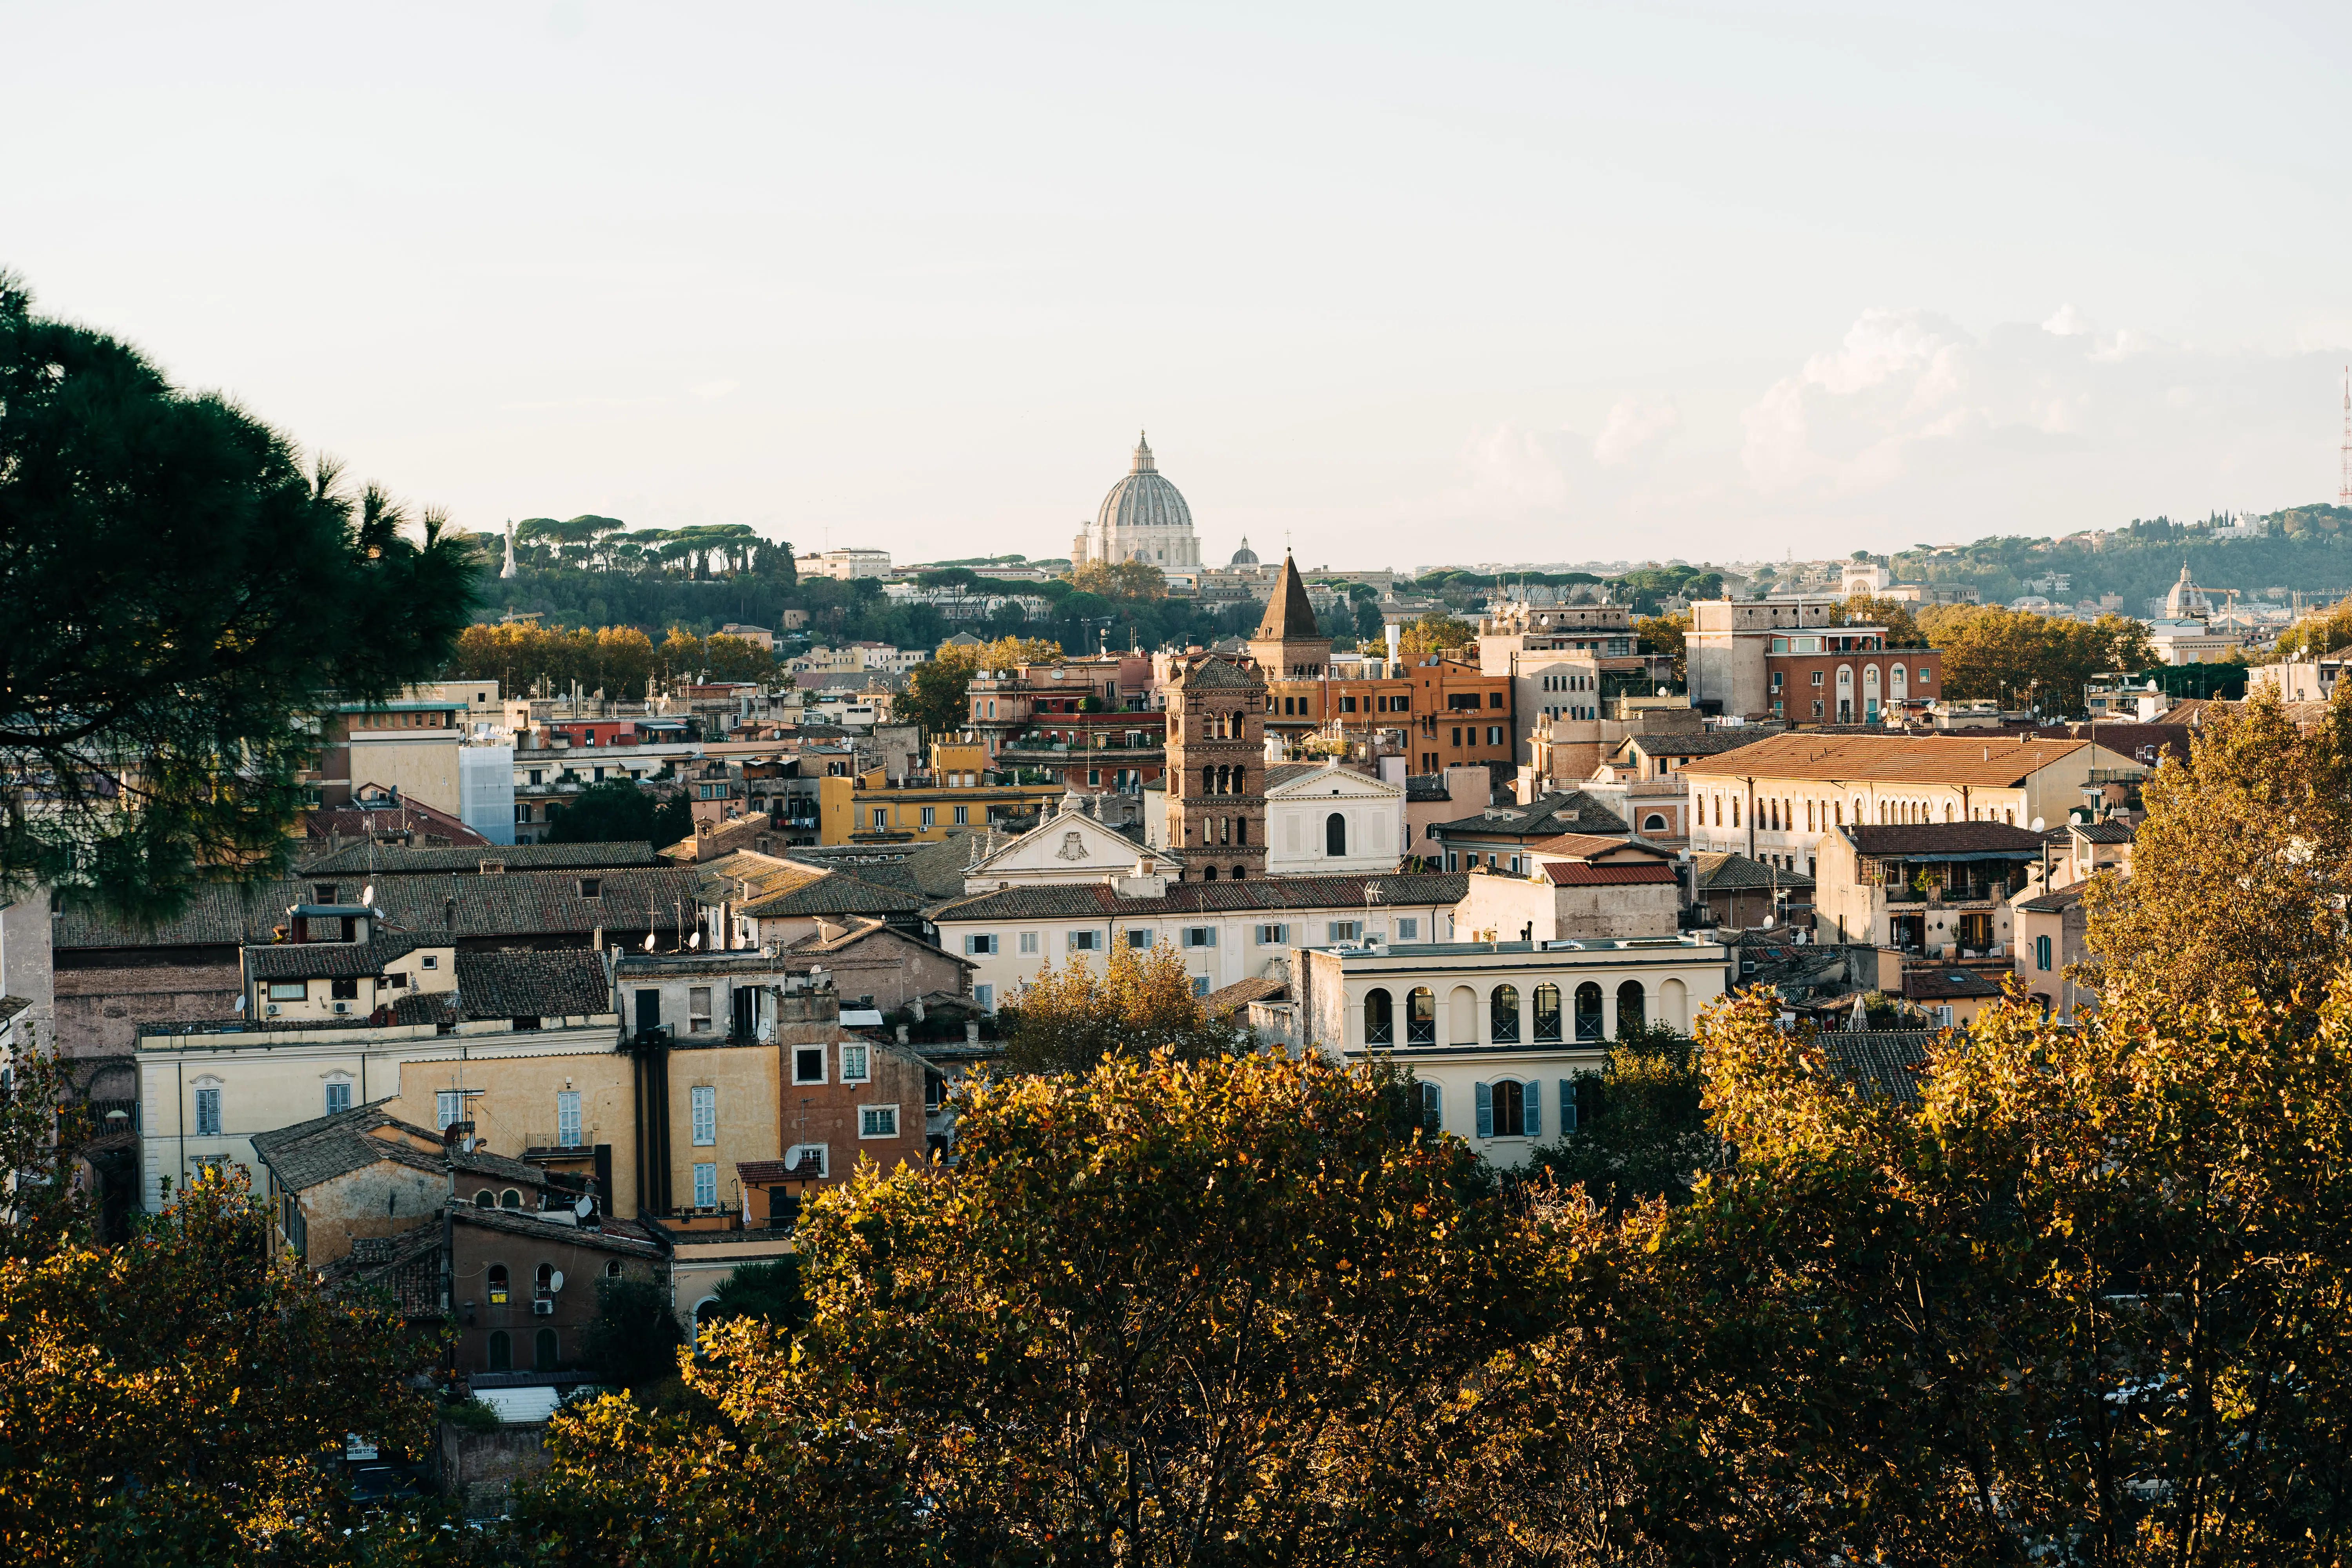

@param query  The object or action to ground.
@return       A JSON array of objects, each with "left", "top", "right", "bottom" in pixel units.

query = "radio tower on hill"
[{"left": 2341, "top": 367, "right": 2352, "bottom": 505}]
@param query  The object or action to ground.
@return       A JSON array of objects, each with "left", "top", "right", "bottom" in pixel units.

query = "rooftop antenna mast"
[{"left": 2341, "top": 367, "right": 2352, "bottom": 506}]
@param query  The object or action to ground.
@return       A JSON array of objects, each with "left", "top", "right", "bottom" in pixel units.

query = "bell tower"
[{"left": 1161, "top": 653, "right": 1268, "bottom": 881}]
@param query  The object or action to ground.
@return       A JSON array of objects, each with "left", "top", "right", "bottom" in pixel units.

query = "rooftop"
[
  {"left": 933, "top": 873, "right": 1469, "bottom": 923},
  {"left": 1843, "top": 823, "right": 2048, "bottom": 857},
  {"left": 1687, "top": 733, "right": 2095, "bottom": 788}
]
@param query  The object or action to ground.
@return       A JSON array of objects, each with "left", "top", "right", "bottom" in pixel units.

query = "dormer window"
[{"left": 579, "top": 878, "right": 601, "bottom": 899}]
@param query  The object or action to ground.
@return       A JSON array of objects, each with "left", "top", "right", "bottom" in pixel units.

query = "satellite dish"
[
  {"left": 1762, "top": 915, "right": 1777, "bottom": 929},
  {"left": 548, "top": 1270, "right": 565, "bottom": 1294},
  {"left": 362, "top": 884, "right": 375, "bottom": 907},
  {"left": 2030, "top": 817, "right": 2045, "bottom": 832},
  {"left": 641, "top": 932, "right": 655, "bottom": 952},
  {"left": 232, "top": 994, "right": 246, "bottom": 1013},
  {"left": 573, "top": 1197, "right": 592, "bottom": 1220},
  {"left": 2146, "top": 679, "right": 2158, "bottom": 692},
  {"left": 688, "top": 930, "right": 702, "bottom": 950}
]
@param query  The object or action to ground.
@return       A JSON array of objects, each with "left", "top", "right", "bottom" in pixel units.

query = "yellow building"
[{"left": 818, "top": 741, "right": 1063, "bottom": 845}]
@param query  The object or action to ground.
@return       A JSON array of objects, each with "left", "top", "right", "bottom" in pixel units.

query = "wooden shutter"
[
  {"left": 1559, "top": 1079, "right": 1577, "bottom": 1133},
  {"left": 1524, "top": 1078, "right": 1541, "bottom": 1139},
  {"left": 1475, "top": 1082, "right": 1492, "bottom": 1138}
]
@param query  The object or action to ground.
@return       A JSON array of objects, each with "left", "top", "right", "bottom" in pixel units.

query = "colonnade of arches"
[{"left": 1359, "top": 975, "right": 1689, "bottom": 1047}]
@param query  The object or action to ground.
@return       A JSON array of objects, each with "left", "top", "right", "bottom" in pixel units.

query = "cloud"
[
  {"left": 2042, "top": 303, "right": 2092, "bottom": 336},
  {"left": 1592, "top": 395, "right": 1680, "bottom": 467}
]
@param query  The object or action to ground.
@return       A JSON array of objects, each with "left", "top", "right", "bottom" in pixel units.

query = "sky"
[{"left": 5, "top": 1, "right": 2350, "bottom": 571}]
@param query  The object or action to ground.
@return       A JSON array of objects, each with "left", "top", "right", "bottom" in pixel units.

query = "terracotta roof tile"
[{"left": 1686, "top": 733, "right": 2094, "bottom": 788}]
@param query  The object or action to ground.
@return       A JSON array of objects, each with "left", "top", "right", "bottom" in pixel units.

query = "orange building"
[{"left": 1250, "top": 559, "right": 1512, "bottom": 775}]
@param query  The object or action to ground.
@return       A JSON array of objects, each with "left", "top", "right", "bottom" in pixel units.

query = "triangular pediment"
[
  {"left": 1263, "top": 762, "right": 1404, "bottom": 804},
  {"left": 964, "top": 808, "right": 1181, "bottom": 890}
]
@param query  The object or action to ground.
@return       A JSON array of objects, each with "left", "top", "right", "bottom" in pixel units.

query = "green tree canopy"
[
  {"left": 0, "top": 274, "right": 480, "bottom": 920},
  {"left": 544, "top": 779, "right": 693, "bottom": 849}
]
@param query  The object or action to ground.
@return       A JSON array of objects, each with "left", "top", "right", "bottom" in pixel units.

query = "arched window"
[
  {"left": 1642, "top": 813, "right": 1668, "bottom": 833},
  {"left": 1490, "top": 985, "right": 1521, "bottom": 1043},
  {"left": 605, "top": 1260, "right": 623, "bottom": 1279},
  {"left": 2004, "top": 809, "right": 2015, "bottom": 825},
  {"left": 487, "top": 1264, "right": 509, "bottom": 1305},
  {"left": 535, "top": 1263, "right": 555, "bottom": 1298},
  {"left": 1616, "top": 981, "right": 1646, "bottom": 1035},
  {"left": 474, "top": 1189, "right": 495, "bottom": 1208},
  {"left": 534, "top": 1328, "right": 559, "bottom": 1371},
  {"left": 1364, "top": 988, "right": 1394, "bottom": 1045},
  {"left": 1230, "top": 766, "right": 1245, "bottom": 794},
  {"left": 1204, "top": 866, "right": 1218, "bottom": 881},
  {"left": 1532, "top": 983, "right": 1563, "bottom": 1043},
  {"left": 1574, "top": 982, "right": 1604, "bottom": 1042},
  {"left": 1231, "top": 865, "right": 1245, "bottom": 878},
  {"left": 486, "top": 1330, "right": 512, "bottom": 1372},
  {"left": 1406, "top": 987, "right": 1436, "bottom": 1045},
  {"left": 2036, "top": 934, "right": 2053, "bottom": 971},
  {"left": 1713, "top": 795, "right": 1723, "bottom": 826},
  {"left": 1325, "top": 813, "right": 1347, "bottom": 857},
  {"left": 500, "top": 1189, "right": 523, "bottom": 1210},
  {"left": 1944, "top": 801, "right": 1955, "bottom": 821},
  {"left": 1836, "top": 801, "right": 1844, "bottom": 825},
  {"left": 1201, "top": 766, "right": 1215, "bottom": 795}
]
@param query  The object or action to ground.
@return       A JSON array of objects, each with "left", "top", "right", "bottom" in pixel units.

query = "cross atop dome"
[{"left": 1132, "top": 432, "right": 1155, "bottom": 473}]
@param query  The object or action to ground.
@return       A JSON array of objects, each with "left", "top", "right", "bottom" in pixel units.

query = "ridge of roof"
[{"left": 1686, "top": 731, "right": 2094, "bottom": 787}]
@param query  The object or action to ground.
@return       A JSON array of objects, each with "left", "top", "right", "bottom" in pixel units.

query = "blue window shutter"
[
  {"left": 1560, "top": 1078, "right": 1578, "bottom": 1133},
  {"left": 1524, "top": 1078, "right": 1541, "bottom": 1139},
  {"left": 1421, "top": 1081, "right": 1442, "bottom": 1131},
  {"left": 1475, "top": 1082, "right": 1493, "bottom": 1138}
]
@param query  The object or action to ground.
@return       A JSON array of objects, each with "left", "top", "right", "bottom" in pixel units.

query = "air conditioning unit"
[
  {"left": 265, "top": 1003, "right": 281, "bottom": 1016},
  {"left": 532, "top": 1299, "right": 554, "bottom": 1316},
  {"left": 332, "top": 1001, "right": 350, "bottom": 1014}
]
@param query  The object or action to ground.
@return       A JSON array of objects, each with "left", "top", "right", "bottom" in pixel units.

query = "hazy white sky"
[{"left": 7, "top": 2, "right": 2349, "bottom": 570}]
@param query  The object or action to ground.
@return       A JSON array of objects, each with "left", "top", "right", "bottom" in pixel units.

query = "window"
[
  {"left": 860, "top": 1105, "right": 900, "bottom": 1138},
  {"left": 1489, "top": 692, "right": 1503, "bottom": 708},
  {"left": 1129, "top": 928, "right": 1154, "bottom": 949},
  {"left": 871, "top": 807, "right": 887, "bottom": 828},
  {"left": 1574, "top": 982, "right": 1604, "bottom": 1042},
  {"left": 579, "top": 877, "right": 602, "bottom": 900},
  {"left": 1478, "top": 1079, "right": 1538, "bottom": 1138},
  {"left": 691, "top": 1085, "right": 717, "bottom": 1146},
  {"left": 1191, "top": 975, "right": 1211, "bottom": 998},
  {"left": 1018, "top": 931, "right": 1038, "bottom": 954},
  {"left": 1325, "top": 812, "right": 1347, "bottom": 857},
  {"left": 1396, "top": 917, "right": 1419, "bottom": 941},
  {"left": 1532, "top": 984, "right": 1562, "bottom": 1044},
  {"left": 2036, "top": 934, "right": 2053, "bottom": 971},
  {"left": 1490, "top": 985, "right": 1521, "bottom": 1043},
  {"left": 1420, "top": 1082, "right": 1443, "bottom": 1132},
  {"left": 964, "top": 933, "right": 999, "bottom": 956},
  {"left": 329, "top": 976, "right": 359, "bottom": 1002},
  {"left": 557, "top": 1091, "right": 582, "bottom": 1147},
  {"left": 975, "top": 983, "right": 995, "bottom": 1010},
  {"left": 1616, "top": 981, "right": 1646, "bottom": 1033},
  {"left": 1811, "top": 671, "right": 1824, "bottom": 686},
  {"left": 194, "top": 1086, "right": 221, "bottom": 1136},
  {"left": 1487, "top": 725, "right": 1503, "bottom": 746},
  {"left": 794, "top": 1048, "right": 826, "bottom": 1084},
  {"left": 953, "top": 805, "right": 969, "bottom": 825},
  {"left": 1327, "top": 921, "right": 1361, "bottom": 942},
  {"left": 694, "top": 1163, "right": 718, "bottom": 1207},
  {"left": 1406, "top": 987, "right": 1436, "bottom": 1045},
  {"left": 475, "top": 1189, "right": 495, "bottom": 1208},
  {"left": 920, "top": 806, "right": 936, "bottom": 827},
  {"left": 1255, "top": 923, "right": 1289, "bottom": 945},
  {"left": 436, "top": 1091, "right": 463, "bottom": 1131},
  {"left": 786, "top": 1143, "right": 829, "bottom": 1178},
  {"left": 1364, "top": 987, "right": 1393, "bottom": 1045},
  {"left": 688, "top": 986, "right": 713, "bottom": 1034},
  {"left": 1069, "top": 931, "right": 1100, "bottom": 952},
  {"left": 1181, "top": 926, "right": 1217, "bottom": 949},
  {"left": 842, "top": 1045, "right": 869, "bottom": 1082},
  {"left": 268, "top": 981, "right": 306, "bottom": 1001},
  {"left": 422, "top": 954, "right": 438, "bottom": 970},
  {"left": 1918, "top": 666, "right": 1932, "bottom": 684},
  {"left": 486, "top": 1331, "right": 512, "bottom": 1372},
  {"left": 501, "top": 1189, "right": 522, "bottom": 1209},
  {"left": 488, "top": 1265, "right": 510, "bottom": 1305},
  {"left": 535, "top": 1328, "right": 560, "bottom": 1372},
  {"left": 325, "top": 1080, "right": 352, "bottom": 1116},
  {"left": 1451, "top": 726, "right": 1462, "bottom": 747}
]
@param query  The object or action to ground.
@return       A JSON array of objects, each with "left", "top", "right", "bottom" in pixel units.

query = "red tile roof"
[{"left": 1538, "top": 862, "right": 1677, "bottom": 886}]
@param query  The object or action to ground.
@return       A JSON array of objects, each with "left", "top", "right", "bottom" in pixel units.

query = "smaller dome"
[{"left": 1230, "top": 535, "right": 1259, "bottom": 566}]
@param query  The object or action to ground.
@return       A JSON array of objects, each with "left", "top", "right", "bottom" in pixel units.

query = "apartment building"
[
  {"left": 1684, "top": 598, "right": 1943, "bottom": 722},
  {"left": 931, "top": 871, "right": 1468, "bottom": 1012},
  {"left": 1286, "top": 934, "right": 1727, "bottom": 1169},
  {"left": 1682, "top": 733, "right": 2132, "bottom": 877}
]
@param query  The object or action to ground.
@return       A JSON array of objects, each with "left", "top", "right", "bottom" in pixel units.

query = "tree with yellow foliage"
[{"left": 999, "top": 942, "right": 1245, "bottom": 1074}]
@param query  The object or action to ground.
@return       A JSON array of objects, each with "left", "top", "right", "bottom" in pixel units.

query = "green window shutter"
[
  {"left": 1475, "top": 1082, "right": 1493, "bottom": 1138},
  {"left": 1524, "top": 1078, "right": 1541, "bottom": 1139},
  {"left": 1560, "top": 1078, "right": 1578, "bottom": 1133}
]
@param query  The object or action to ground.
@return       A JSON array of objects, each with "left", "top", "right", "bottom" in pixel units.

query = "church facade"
[{"left": 1071, "top": 434, "right": 1202, "bottom": 572}]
